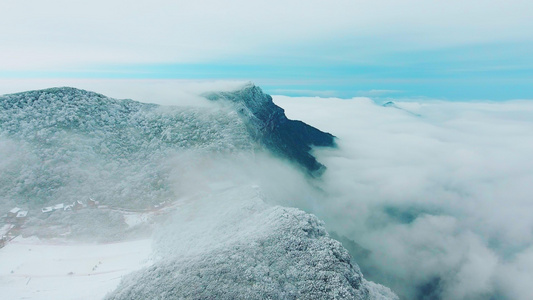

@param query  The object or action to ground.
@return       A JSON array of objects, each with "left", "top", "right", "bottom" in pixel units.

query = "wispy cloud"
[{"left": 2, "top": 0, "right": 533, "bottom": 70}]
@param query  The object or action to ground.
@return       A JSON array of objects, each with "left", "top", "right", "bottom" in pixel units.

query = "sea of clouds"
[
  {"left": 3, "top": 80, "right": 532, "bottom": 299},
  {"left": 273, "top": 95, "right": 533, "bottom": 300}
]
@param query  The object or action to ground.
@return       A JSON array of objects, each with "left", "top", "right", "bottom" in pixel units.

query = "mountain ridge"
[
  {"left": 0, "top": 85, "right": 333, "bottom": 208},
  {"left": 0, "top": 84, "right": 398, "bottom": 299},
  {"left": 205, "top": 84, "right": 336, "bottom": 176}
]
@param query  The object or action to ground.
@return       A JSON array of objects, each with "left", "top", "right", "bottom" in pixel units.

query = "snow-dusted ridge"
[
  {"left": 1, "top": 84, "right": 396, "bottom": 299},
  {"left": 0, "top": 86, "right": 250, "bottom": 210},
  {"left": 106, "top": 186, "right": 397, "bottom": 300},
  {"left": 0, "top": 84, "right": 332, "bottom": 210}
]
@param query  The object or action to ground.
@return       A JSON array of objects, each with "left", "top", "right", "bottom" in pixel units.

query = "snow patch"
[{"left": 0, "top": 237, "right": 152, "bottom": 300}]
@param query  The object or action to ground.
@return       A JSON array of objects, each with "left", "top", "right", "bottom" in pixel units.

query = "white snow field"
[{"left": 0, "top": 237, "right": 152, "bottom": 300}]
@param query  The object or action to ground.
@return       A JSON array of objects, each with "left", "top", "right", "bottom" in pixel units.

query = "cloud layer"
[
  {"left": 2, "top": 0, "right": 533, "bottom": 70},
  {"left": 273, "top": 95, "right": 533, "bottom": 299}
]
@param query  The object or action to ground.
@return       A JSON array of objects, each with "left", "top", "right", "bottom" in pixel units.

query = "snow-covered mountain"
[
  {"left": 0, "top": 84, "right": 332, "bottom": 210},
  {"left": 0, "top": 87, "right": 249, "bottom": 209},
  {"left": 0, "top": 84, "right": 397, "bottom": 299},
  {"left": 107, "top": 186, "right": 396, "bottom": 300}
]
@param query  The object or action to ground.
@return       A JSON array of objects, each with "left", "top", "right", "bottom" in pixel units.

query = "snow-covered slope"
[
  {"left": 106, "top": 186, "right": 396, "bottom": 300},
  {"left": 0, "top": 87, "right": 254, "bottom": 210},
  {"left": 0, "top": 85, "right": 332, "bottom": 210},
  {"left": 0, "top": 85, "right": 397, "bottom": 299},
  {"left": 0, "top": 237, "right": 152, "bottom": 300}
]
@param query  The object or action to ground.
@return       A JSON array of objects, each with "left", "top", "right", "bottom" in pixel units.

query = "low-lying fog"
[{"left": 273, "top": 95, "right": 533, "bottom": 300}]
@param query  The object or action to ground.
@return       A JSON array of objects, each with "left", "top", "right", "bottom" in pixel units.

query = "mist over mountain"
[
  {"left": 2, "top": 0, "right": 532, "bottom": 298},
  {"left": 0, "top": 87, "right": 245, "bottom": 209},
  {"left": 0, "top": 84, "right": 394, "bottom": 299},
  {"left": 0, "top": 84, "right": 332, "bottom": 211}
]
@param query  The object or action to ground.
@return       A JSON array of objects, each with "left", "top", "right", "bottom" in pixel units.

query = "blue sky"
[{"left": 1, "top": 0, "right": 532, "bottom": 100}]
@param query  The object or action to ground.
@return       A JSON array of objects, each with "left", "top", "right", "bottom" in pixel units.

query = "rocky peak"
[{"left": 205, "top": 84, "right": 336, "bottom": 176}]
